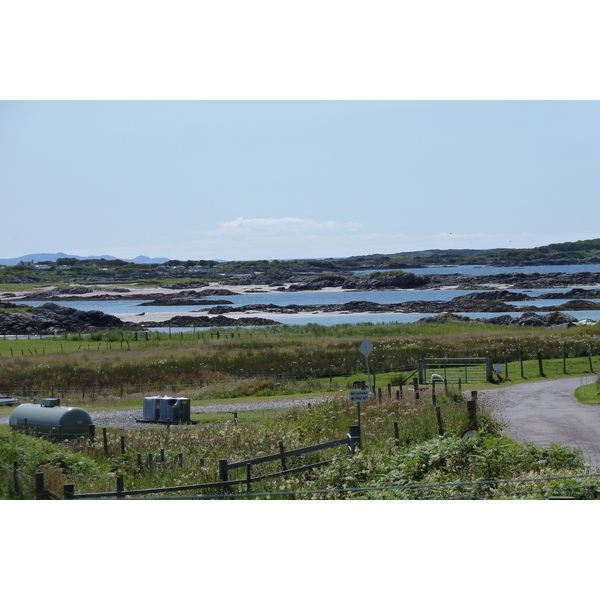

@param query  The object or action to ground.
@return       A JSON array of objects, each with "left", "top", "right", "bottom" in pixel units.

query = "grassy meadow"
[
  {"left": 2, "top": 319, "right": 600, "bottom": 499},
  {"left": 1, "top": 320, "right": 600, "bottom": 408}
]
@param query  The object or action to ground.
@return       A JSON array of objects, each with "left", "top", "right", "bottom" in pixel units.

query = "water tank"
[
  {"left": 142, "top": 396, "right": 161, "bottom": 421},
  {"left": 9, "top": 403, "right": 93, "bottom": 439},
  {"left": 159, "top": 397, "right": 190, "bottom": 423}
]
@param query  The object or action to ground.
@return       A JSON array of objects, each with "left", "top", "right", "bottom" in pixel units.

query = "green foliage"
[
  {"left": 1, "top": 318, "right": 599, "bottom": 402},
  {"left": 2, "top": 390, "right": 595, "bottom": 499},
  {"left": 0, "top": 431, "right": 103, "bottom": 499},
  {"left": 2, "top": 238, "right": 600, "bottom": 286},
  {"left": 300, "top": 435, "right": 591, "bottom": 499}
]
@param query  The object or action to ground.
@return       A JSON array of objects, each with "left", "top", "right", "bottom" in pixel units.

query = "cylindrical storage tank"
[{"left": 9, "top": 404, "right": 93, "bottom": 439}]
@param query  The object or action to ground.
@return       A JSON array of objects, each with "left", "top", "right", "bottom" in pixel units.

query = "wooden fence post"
[
  {"left": 348, "top": 425, "right": 361, "bottom": 453},
  {"left": 120, "top": 436, "right": 126, "bottom": 455},
  {"left": 394, "top": 422, "right": 400, "bottom": 447},
  {"left": 278, "top": 441, "right": 287, "bottom": 471},
  {"left": 246, "top": 463, "right": 252, "bottom": 493},
  {"left": 436, "top": 405, "right": 444, "bottom": 436},
  {"left": 467, "top": 391, "right": 477, "bottom": 428},
  {"left": 116, "top": 475, "right": 124, "bottom": 499},
  {"left": 537, "top": 352, "right": 545, "bottom": 377},
  {"left": 13, "top": 462, "right": 21, "bottom": 497},
  {"left": 64, "top": 484, "right": 75, "bottom": 500},
  {"left": 520, "top": 354, "right": 524, "bottom": 378},
  {"left": 103, "top": 428, "right": 108, "bottom": 455},
  {"left": 219, "top": 459, "right": 230, "bottom": 494},
  {"left": 88, "top": 424, "right": 95, "bottom": 444},
  {"left": 35, "top": 471, "right": 45, "bottom": 500}
]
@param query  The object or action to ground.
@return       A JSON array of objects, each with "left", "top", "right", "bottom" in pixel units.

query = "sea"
[{"left": 18, "top": 264, "right": 600, "bottom": 331}]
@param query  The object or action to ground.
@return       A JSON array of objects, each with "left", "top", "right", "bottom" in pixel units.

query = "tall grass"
[
  {"left": 1, "top": 389, "right": 478, "bottom": 499},
  {"left": 1, "top": 322, "right": 600, "bottom": 395}
]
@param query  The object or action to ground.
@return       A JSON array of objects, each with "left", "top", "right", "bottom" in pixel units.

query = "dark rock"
[
  {"left": 138, "top": 298, "right": 234, "bottom": 306},
  {"left": 0, "top": 302, "right": 136, "bottom": 334},
  {"left": 144, "top": 315, "right": 280, "bottom": 327},
  {"left": 418, "top": 312, "right": 472, "bottom": 323},
  {"left": 162, "top": 284, "right": 240, "bottom": 295},
  {"left": 536, "top": 287, "right": 600, "bottom": 300},
  {"left": 482, "top": 311, "right": 578, "bottom": 327},
  {"left": 57, "top": 286, "right": 93, "bottom": 295}
]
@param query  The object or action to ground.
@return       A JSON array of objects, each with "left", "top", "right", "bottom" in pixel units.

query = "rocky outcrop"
[
  {"left": 141, "top": 315, "right": 280, "bottom": 327},
  {"left": 0, "top": 303, "right": 136, "bottom": 335},
  {"left": 536, "top": 287, "right": 600, "bottom": 299},
  {"left": 56, "top": 286, "right": 93, "bottom": 295},
  {"left": 420, "top": 311, "right": 578, "bottom": 327},
  {"left": 138, "top": 298, "right": 234, "bottom": 306},
  {"left": 161, "top": 284, "right": 240, "bottom": 295},
  {"left": 201, "top": 290, "right": 599, "bottom": 320}
]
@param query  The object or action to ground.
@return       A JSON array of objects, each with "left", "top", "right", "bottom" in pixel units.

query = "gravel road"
[
  {"left": 477, "top": 376, "right": 600, "bottom": 471},
  {"left": 0, "top": 397, "right": 329, "bottom": 430},
  {"left": 4, "top": 380, "right": 600, "bottom": 470}
]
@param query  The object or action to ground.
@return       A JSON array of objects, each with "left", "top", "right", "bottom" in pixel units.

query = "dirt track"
[{"left": 479, "top": 376, "right": 600, "bottom": 471}]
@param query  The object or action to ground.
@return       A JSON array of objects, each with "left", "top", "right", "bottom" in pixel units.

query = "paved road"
[{"left": 478, "top": 376, "right": 600, "bottom": 471}]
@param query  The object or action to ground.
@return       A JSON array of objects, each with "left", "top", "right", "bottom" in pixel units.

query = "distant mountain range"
[{"left": 0, "top": 252, "right": 171, "bottom": 266}]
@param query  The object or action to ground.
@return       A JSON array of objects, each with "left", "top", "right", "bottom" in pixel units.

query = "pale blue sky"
[{"left": 1, "top": 100, "right": 599, "bottom": 261}]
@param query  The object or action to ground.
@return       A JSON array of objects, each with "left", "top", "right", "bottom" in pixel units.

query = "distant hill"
[{"left": 0, "top": 253, "right": 171, "bottom": 266}]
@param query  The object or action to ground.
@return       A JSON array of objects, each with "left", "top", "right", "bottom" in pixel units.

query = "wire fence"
[{"left": 103, "top": 472, "right": 600, "bottom": 500}]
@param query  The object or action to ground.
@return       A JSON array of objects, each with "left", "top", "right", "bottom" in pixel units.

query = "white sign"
[
  {"left": 349, "top": 390, "right": 370, "bottom": 403},
  {"left": 358, "top": 338, "right": 373, "bottom": 358}
]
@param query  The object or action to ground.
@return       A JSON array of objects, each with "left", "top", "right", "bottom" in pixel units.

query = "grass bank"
[{"left": 3, "top": 387, "right": 597, "bottom": 500}]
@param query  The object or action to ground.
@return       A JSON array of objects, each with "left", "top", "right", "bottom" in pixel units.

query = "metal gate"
[{"left": 418, "top": 357, "right": 493, "bottom": 385}]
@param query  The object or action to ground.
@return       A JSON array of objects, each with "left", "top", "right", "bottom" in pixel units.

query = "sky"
[
  {"left": 2, "top": 100, "right": 599, "bottom": 262},
  {"left": 1, "top": 4, "right": 599, "bottom": 263},
  {"left": 3, "top": 1, "right": 599, "bottom": 584},
  {"left": 2, "top": 3, "right": 600, "bottom": 264}
]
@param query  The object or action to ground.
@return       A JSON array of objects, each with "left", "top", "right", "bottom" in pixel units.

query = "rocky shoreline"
[{"left": 2, "top": 272, "right": 600, "bottom": 334}]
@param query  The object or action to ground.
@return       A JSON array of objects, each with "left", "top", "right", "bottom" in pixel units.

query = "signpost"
[
  {"left": 349, "top": 390, "right": 370, "bottom": 403},
  {"left": 348, "top": 338, "right": 374, "bottom": 432}
]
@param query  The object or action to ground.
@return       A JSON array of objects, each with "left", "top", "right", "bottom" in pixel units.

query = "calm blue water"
[
  {"left": 359, "top": 264, "right": 600, "bottom": 275},
  {"left": 20, "top": 286, "right": 600, "bottom": 314},
  {"left": 17, "top": 264, "right": 600, "bottom": 329}
]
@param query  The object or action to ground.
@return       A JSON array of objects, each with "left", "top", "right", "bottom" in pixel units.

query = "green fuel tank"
[{"left": 9, "top": 402, "right": 93, "bottom": 439}]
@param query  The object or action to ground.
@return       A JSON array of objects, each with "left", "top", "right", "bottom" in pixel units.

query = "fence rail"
[{"left": 53, "top": 426, "right": 362, "bottom": 500}]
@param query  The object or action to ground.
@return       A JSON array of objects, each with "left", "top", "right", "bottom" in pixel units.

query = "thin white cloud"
[
  {"left": 211, "top": 217, "right": 362, "bottom": 236},
  {"left": 150, "top": 221, "right": 566, "bottom": 261}
]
